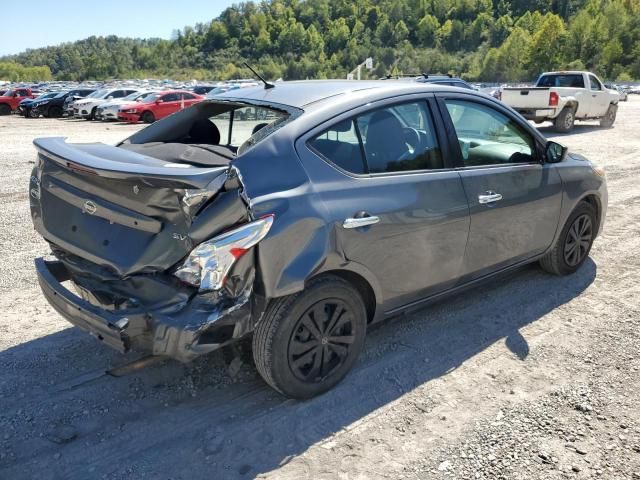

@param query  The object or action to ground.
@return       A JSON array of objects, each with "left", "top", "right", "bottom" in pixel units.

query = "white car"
[
  {"left": 73, "top": 88, "right": 139, "bottom": 120},
  {"left": 95, "top": 91, "right": 159, "bottom": 121},
  {"left": 500, "top": 71, "right": 619, "bottom": 132}
]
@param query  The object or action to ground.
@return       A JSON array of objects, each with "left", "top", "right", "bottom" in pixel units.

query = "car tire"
[
  {"left": 252, "top": 275, "right": 367, "bottom": 399},
  {"left": 28, "top": 109, "right": 38, "bottom": 118},
  {"left": 86, "top": 107, "right": 97, "bottom": 120},
  {"left": 48, "top": 106, "right": 62, "bottom": 118},
  {"left": 0, "top": 104, "right": 11, "bottom": 115},
  {"left": 599, "top": 104, "right": 617, "bottom": 128},
  {"left": 553, "top": 107, "right": 575, "bottom": 132},
  {"left": 141, "top": 111, "right": 155, "bottom": 124},
  {"left": 540, "top": 201, "right": 597, "bottom": 276}
]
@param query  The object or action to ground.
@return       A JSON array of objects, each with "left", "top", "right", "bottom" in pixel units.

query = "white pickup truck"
[{"left": 501, "top": 71, "right": 619, "bottom": 132}]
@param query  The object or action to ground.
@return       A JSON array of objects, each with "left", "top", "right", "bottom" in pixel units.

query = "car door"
[
  {"left": 156, "top": 93, "right": 179, "bottom": 118},
  {"left": 436, "top": 93, "right": 563, "bottom": 279},
  {"left": 298, "top": 96, "right": 470, "bottom": 311},
  {"left": 182, "top": 93, "right": 200, "bottom": 108},
  {"left": 587, "top": 74, "right": 610, "bottom": 117}
]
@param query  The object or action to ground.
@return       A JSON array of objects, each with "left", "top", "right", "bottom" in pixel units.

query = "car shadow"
[
  {"left": 0, "top": 260, "right": 597, "bottom": 479},
  {"left": 537, "top": 123, "right": 605, "bottom": 138}
]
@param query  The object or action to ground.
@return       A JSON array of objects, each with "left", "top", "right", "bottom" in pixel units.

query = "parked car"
[
  {"left": 605, "top": 84, "right": 628, "bottom": 102},
  {"left": 0, "top": 87, "right": 37, "bottom": 115},
  {"left": 32, "top": 88, "right": 96, "bottom": 118},
  {"left": 30, "top": 81, "right": 607, "bottom": 398},
  {"left": 95, "top": 91, "right": 159, "bottom": 121},
  {"left": 192, "top": 85, "right": 216, "bottom": 95},
  {"left": 18, "top": 92, "right": 62, "bottom": 117},
  {"left": 63, "top": 88, "right": 96, "bottom": 116},
  {"left": 73, "top": 88, "right": 139, "bottom": 120},
  {"left": 382, "top": 74, "right": 475, "bottom": 90},
  {"left": 117, "top": 90, "right": 203, "bottom": 123},
  {"left": 501, "top": 71, "right": 619, "bottom": 132}
]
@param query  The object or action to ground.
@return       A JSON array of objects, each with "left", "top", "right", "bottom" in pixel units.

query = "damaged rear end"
[{"left": 30, "top": 136, "right": 272, "bottom": 361}]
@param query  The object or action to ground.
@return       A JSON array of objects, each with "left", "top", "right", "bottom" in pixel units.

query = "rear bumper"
[
  {"left": 35, "top": 257, "right": 257, "bottom": 362},
  {"left": 514, "top": 108, "right": 557, "bottom": 120}
]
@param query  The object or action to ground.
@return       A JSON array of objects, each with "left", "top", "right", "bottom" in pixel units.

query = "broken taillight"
[{"left": 174, "top": 215, "right": 274, "bottom": 291}]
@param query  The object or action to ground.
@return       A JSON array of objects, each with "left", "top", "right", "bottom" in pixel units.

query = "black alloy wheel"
[
  {"left": 540, "top": 201, "right": 597, "bottom": 275},
  {"left": 563, "top": 214, "right": 593, "bottom": 267},
  {"left": 252, "top": 275, "right": 367, "bottom": 399},
  {"left": 288, "top": 299, "right": 355, "bottom": 383}
]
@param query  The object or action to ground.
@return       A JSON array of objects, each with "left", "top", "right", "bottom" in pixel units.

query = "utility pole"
[{"left": 347, "top": 57, "right": 374, "bottom": 80}]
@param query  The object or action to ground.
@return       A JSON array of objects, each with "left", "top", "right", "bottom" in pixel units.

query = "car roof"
[{"left": 216, "top": 80, "right": 456, "bottom": 109}]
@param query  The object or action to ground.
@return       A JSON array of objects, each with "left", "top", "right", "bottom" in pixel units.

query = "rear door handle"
[
  {"left": 343, "top": 216, "right": 380, "bottom": 229},
  {"left": 478, "top": 192, "right": 503, "bottom": 204}
]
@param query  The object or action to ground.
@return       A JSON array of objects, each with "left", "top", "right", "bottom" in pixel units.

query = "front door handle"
[
  {"left": 478, "top": 192, "right": 503, "bottom": 204},
  {"left": 343, "top": 215, "right": 380, "bottom": 229}
]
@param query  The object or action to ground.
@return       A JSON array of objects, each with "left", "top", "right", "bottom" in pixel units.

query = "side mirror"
[
  {"left": 107, "top": 96, "right": 114, "bottom": 100},
  {"left": 156, "top": 99, "right": 163, "bottom": 104},
  {"left": 545, "top": 141, "right": 568, "bottom": 163}
]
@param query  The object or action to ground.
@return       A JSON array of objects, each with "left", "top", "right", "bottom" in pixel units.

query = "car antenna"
[{"left": 243, "top": 61, "right": 275, "bottom": 89}]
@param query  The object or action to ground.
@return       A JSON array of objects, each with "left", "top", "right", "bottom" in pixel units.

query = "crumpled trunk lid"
[{"left": 30, "top": 137, "right": 242, "bottom": 277}]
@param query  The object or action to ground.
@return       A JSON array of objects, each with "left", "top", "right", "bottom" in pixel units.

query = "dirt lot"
[{"left": 0, "top": 105, "right": 639, "bottom": 480}]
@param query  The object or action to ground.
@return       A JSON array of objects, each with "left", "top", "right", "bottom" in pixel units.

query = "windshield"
[
  {"left": 142, "top": 94, "right": 161, "bottom": 104},
  {"left": 537, "top": 74, "right": 585, "bottom": 88},
  {"left": 54, "top": 91, "right": 68, "bottom": 98},
  {"left": 87, "top": 89, "right": 107, "bottom": 98},
  {"left": 121, "top": 91, "right": 143, "bottom": 101},
  {"left": 37, "top": 92, "right": 60, "bottom": 100},
  {"left": 2, "top": 89, "right": 15, "bottom": 97}
]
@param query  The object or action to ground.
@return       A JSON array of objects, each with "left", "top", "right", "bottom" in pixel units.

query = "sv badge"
[{"left": 172, "top": 233, "right": 188, "bottom": 241}]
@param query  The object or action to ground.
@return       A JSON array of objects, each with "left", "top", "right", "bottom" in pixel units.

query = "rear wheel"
[
  {"left": 600, "top": 104, "right": 617, "bottom": 128},
  {"left": 553, "top": 107, "right": 575, "bottom": 132},
  {"left": 540, "top": 202, "right": 597, "bottom": 276},
  {"left": 252, "top": 275, "right": 367, "bottom": 399},
  {"left": 48, "top": 106, "right": 62, "bottom": 118},
  {"left": 141, "top": 111, "right": 155, "bottom": 123},
  {"left": 0, "top": 104, "right": 10, "bottom": 116}
]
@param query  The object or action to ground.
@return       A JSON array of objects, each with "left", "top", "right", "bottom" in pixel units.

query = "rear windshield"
[
  {"left": 120, "top": 100, "right": 301, "bottom": 158},
  {"left": 537, "top": 74, "right": 585, "bottom": 88}
]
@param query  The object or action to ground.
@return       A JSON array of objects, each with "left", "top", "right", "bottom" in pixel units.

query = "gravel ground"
[{"left": 0, "top": 104, "right": 639, "bottom": 480}]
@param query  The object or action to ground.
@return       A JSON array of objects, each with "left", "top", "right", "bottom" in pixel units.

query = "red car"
[
  {"left": 0, "top": 87, "right": 37, "bottom": 115},
  {"left": 118, "top": 90, "right": 203, "bottom": 123}
]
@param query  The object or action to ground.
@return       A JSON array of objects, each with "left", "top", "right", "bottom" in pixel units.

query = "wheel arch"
[
  {"left": 578, "top": 193, "right": 602, "bottom": 234},
  {"left": 306, "top": 269, "right": 379, "bottom": 324}
]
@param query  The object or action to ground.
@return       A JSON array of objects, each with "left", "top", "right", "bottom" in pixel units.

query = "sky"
[{"left": 0, "top": 0, "right": 238, "bottom": 56}]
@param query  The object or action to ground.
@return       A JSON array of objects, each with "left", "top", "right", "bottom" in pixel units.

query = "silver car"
[{"left": 30, "top": 81, "right": 607, "bottom": 398}]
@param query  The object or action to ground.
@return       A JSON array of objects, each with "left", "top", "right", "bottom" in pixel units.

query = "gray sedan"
[{"left": 30, "top": 81, "right": 607, "bottom": 398}]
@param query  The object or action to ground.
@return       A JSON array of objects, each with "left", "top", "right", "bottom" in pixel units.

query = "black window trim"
[
  {"left": 434, "top": 92, "right": 546, "bottom": 170},
  {"left": 305, "top": 93, "right": 456, "bottom": 179}
]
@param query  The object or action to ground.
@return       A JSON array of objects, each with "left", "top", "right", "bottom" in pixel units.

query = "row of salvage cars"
[{"left": 7, "top": 81, "right": 259, "bottom": 123}]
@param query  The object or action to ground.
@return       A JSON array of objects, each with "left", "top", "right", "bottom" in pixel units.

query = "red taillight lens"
[{"left": 549, "top": 92, "right": 559, "bottom": 107}]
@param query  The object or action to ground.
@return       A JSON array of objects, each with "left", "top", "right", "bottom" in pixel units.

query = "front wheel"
[
  {"left": 28, "top": 108, "right": 38, "bottom": 118},
  {"left": 600, "top": 104, "right": 617, "bottom": 128},
  {"left": 48, "top": 106, "right": 62, "bottom": 118},
  {"left": 553, "top": 107, "right": 575, "bottom": 132},
  {"left": 540, "top": 202, "right": 597, "bottom": 276},
  {"left": 252, "top": 275, "right": 367, "bottom": 399},
  {"left": 141, "top": 111, "right": 155, "bottom": 123}
]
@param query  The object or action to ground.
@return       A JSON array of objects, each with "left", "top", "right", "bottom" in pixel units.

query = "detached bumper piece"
[{"left": 35, "top": 257, "right": 260, "bottom": 362}]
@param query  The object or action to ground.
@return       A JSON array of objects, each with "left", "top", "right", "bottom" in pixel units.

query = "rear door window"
[{"left": 310, "top": 101, "right": 443, "bottom": 174}]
